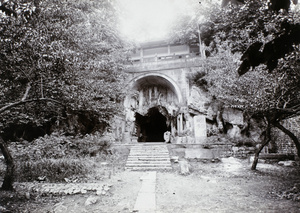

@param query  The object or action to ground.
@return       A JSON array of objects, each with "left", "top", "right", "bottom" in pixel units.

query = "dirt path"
[
  {"left": 5, "top": 158, "right": 300, "bottom": 213},
  {"left": 156, "top": 172, "right": 297, "bottom": 213}
]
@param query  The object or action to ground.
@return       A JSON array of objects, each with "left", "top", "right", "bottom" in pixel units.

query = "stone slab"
[
  {"left": 140, "top": 171, "right": 157, "bottom": 180},
  {"left": 193, "top": 115, "right": 207, "bottom": 142},
  {"left": 139, "top": 182, "right": 156, "bottom": 193},
  {"left": 134, "top": 171, "right": 157, "bottom": 212},
  {"left": 133, "top": 192, "right": 156, "bottom": 212}
]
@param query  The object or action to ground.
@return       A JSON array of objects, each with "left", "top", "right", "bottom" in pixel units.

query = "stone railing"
[{"left": 125, "top": 54, "right": 204, "bottom": 72}]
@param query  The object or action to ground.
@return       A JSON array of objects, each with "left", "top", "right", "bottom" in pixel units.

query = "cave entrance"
[{"left": 135, "top": 107, "right": 170, "bottom": 142}]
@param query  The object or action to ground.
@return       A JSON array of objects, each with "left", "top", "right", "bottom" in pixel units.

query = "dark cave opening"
[{"left": 135, "top": 107, "right": 169, "bottom": 142}]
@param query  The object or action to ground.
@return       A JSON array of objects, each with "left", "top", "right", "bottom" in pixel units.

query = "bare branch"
[
  {"left": 21, "top": 83, "right": 31, "bottom": 101},
  {"left": 0, "top": 98, "right": 64, "bottom": 114}
]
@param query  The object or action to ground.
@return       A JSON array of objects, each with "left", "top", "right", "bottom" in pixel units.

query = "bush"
[
  {"left": 10, "top": 132, "right": 112, "bottom": 160},
  {"left": 14, "top": 158, "right": 90, "bottom": 182},
  {"left": 8, "top": 132, "right": 114, "bottom": 182}
]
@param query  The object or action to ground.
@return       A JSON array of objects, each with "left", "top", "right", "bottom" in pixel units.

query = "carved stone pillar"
[{"left": 138, "top": 90, "right": 143, "bottom": 112}]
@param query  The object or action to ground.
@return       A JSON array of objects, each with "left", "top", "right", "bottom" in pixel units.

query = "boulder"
[
  {"left": 278, "top": 160, "right": 297, "bottom": 167},
  {"left": 179, "top": 159, "right": 190, "bottom": 175},
  {"left": 170, "top": 156, "right": 179, "bottom": 163},
  {"left": 222, "top": 108, "right": 244, "bottom": 125},
  {"left": 85, "top": 196, "right": 99, "bottom": 206},
  {"left": 228, "top": 125, "right": 242, "bottom": 139}
]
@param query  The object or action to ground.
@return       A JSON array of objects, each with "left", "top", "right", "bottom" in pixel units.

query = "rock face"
[
  {"left": 227, "top": 125, "right": 242, "bottom": 139},
  {"left": 248, "top": 117, "right": 266, "bottom": 142},
  {"left": 115, "top": 41, "right": 295, "bottom": 152},
  {"left": 223, "top": 108, "right": 244, "bottom": 125},
  {"left": 179, "top": 159, "right": 190, "bottom": 175}
]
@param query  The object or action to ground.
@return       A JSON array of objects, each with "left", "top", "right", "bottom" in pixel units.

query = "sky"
[{"left": 117, "top": 0, "right": 198, "bottom": 43}]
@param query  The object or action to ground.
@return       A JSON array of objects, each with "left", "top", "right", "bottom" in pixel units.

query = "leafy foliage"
[
  {"left": 0, "top": 0, "right": 129, "bottom": 139},
  {"left": 183, "top": 0, "right": 300, "bottom": 117},
  {"left": 185, "top": 0, "right": 300, "bottom": 167},
  {"left": 8, "top": 132, "right": 112, "bottom": 182},
  {"left": 10, "top": 132, "right": 112, "bottom": 160}
]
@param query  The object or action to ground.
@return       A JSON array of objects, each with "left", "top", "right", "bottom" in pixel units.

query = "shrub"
[
  {"left": 8, "top": 132, "right": 113, "bottom": 182},
  {"left": 10, "top": 132, "right": 112, "bottom": 160},
  {"left": 14, "top": 157, "right": 92, "bottom": 182}
]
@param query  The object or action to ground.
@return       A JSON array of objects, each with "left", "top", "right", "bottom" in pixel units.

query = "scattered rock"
[
  {"left": 103, "top": 185, "right": 110, "bottom": 191},
  {"left": 179, "top": 159, "right": 190, "bottom": 175},
  {"left": 170, "top": 156, "right": 179, "bottom": 163},
  {"left": 280, "top": 183, "right": 300, "bottom": 201},
  {"left": 64, "top": 178, "right": 70, "bottom": 183},
  {"left": 0, "top": 205, "right": 9, "bottom": 213},
  {"left": 37, "top": 176, "right": 46, "bottom": 182},
  {"left": 53, "top": 203, "right": 68, "bottom": 213},
  {"left": 25, "top": 192, "right": 30, "bottom": 200},
  {"left": 73, "top": 188, "right": 81, "bottom": 194},
  {"left": 85, "top": 196, "right": 98, "bottom": 206},
  {"left": 81, "top": 189, "right": 87, "bottom": 194},
  {"left": 278, "top": 160, "right": 297, "bottom": 167},
  {"left": 96, "top": 190, "right": 102, "bottom": 196}
]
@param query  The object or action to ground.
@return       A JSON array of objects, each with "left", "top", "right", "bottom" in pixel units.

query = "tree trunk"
[
  {"left": 274, "top": 122, "right": 300, "bottom": 158},
  {"left": 251, "top": 122, "right": 271, "bottom": 170},
  {"left": 0, "top": 136, "right": 15, "bottom": 191}
]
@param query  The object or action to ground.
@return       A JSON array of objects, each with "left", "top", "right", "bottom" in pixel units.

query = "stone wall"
[{"left": 168, "top": 143, "right": 256, "bottom": 160}]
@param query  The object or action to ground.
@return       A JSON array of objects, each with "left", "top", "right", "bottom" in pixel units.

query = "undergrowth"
[
  {"left": 14, "top": 158, "right": 93, "bottom": 182},
  {"left": 7, "top": 132, "right": 115, "bottom": 182}
]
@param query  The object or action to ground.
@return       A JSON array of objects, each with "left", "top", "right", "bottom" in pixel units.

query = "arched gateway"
[
  {"left": 124, "top": 74, "right": 182, "bottom": 142},
  {"left": 115, "top": 41, "right": 208, "bottom": 144}
]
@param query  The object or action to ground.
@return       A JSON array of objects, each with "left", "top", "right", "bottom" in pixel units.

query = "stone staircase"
[{"left": 125, "top": 143, "right": 172, "bottom": 171}]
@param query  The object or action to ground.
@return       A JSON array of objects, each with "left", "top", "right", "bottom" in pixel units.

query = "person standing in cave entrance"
[{"left": 164, "top": 131, "right": 171, "bottom": 143}]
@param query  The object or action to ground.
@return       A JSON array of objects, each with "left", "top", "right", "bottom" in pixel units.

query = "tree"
[
  {"left": 0, "top": 0, "right": 128, "bottom": 190},
  {"left": 181, "top": 0, "right": 300, "bottom": 169}
]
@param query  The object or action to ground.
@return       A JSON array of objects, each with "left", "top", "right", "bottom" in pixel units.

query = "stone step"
[
  {"left": 128, "top": 156, "right": 170, "bottom": 159},
  {"left": 131, "top": 146, "right": 168, "bottom": 148},
  {"left": 126, "top": 144, "right": 172, "bottom": 171},
  {"left": 129, "top": 152, "right": 170, "bottom": 155},
  {"left": 126, "top": 162, "right": 171, "bottom": 167},
  {"left": 130, "top": 149, "right": 169, "bottom": 152},
  {"left": 130, "top": 153, "right": 169, "bottom": 155},
  {"left": 126, "top": 167, "right": 172, "bottom": 171},
  {"left": 129, "top": 153, "right": 170, "bottom": 156},
  {"left": 127, "top": 157, "right": 170, "bottom": 161},
  {"left": 126, "top": 165, "right": 172, "bottom": 169},
  {"left": 130, "top": 150, "right": 169, "bottom": 153},
  {"left": 127, "top": 157, "right": 171, "bottom": 160},
  {"left": 127, "top": 156, "right": 170, "bottom": 161},
  {"left": 126, "top": 161, "right": 172, "bottom": 165},
  {"left": 130, "top": 149, "right": 169, "bottom": 151}
]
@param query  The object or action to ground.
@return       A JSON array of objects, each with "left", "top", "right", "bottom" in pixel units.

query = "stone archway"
[
  {"left": 123, "top": 74, "right": 181, "bottom": 142},
  {"left": 124, "top": 73, "right": 182, "bottom": 112}
]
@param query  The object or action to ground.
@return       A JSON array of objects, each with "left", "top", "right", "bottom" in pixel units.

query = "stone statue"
[{"left": 164, "top": 131, "right": 171, "bottom": 143}]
